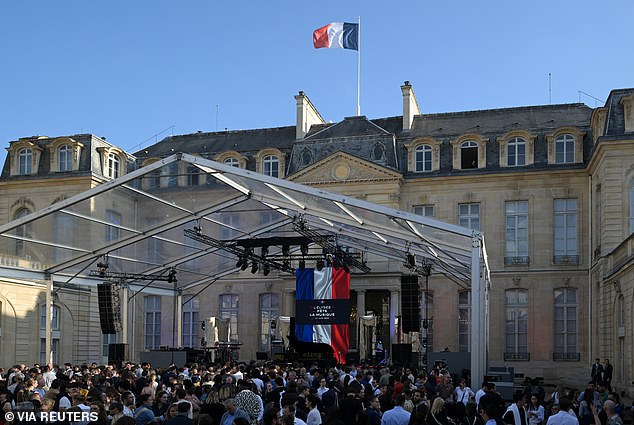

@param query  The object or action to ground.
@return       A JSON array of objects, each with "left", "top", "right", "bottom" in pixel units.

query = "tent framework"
[{"left": 0, "top": 153, "right": 491, "bottom": 381}]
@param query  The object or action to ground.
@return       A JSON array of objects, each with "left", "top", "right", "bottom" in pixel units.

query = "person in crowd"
[
  {"left": 366, "top": 396, "right": 382, "bottom": 425},
  {"left": 166, "top": 402, "right": 193, "bottom": 425},
  {"left": 545, "top": 399, "right": 578, "bottom": 425},
  {"left": 220, "top": 398, "right": 250, "bottom": 425},
  {"left": 454, "top": 379, "right": 474, "bottom": 406},
  {"left": 527, "top": 395, "right": 545, "bottom": 425},
  {"left": 602, "top": 361, "right": 613, "bottom": 392},
  {"left": 381, "top": 394, "right": 411, "bottom": 425},
  {"left": 590, "top": 360, "right": 603, "bottom": 387},
  {"left": 428, "top": 397, "right": 450, "bottom": 425},
  {"left": 305, "top": 394, "right": 322, "bottom": 425},
  {"left": 503, "top": 392, "right": 528, "bottom": 425},
  {"left": 134, "top": 394, "right": 157, "bottom": 425}
]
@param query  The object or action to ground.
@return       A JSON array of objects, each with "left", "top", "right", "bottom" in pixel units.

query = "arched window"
[
  {"left": 263, "top": 155, "right": 279, "bottom": 177},
  {"left": 507, "top": 138, "right": 526, "bottom": 166},
  {"left": 373, "top": 143, "right": 386, "bottom": 161},
  {"left": 144, "top": 296, "right": 161, "bottom": 350},
  {"left": 224, "top": 157, "right": 240, "bottom": 167},
  {"left": 59, "top": 145, "right": 73, "bottom": 172},
  {"left": 107, "top": 153, "right": 120, "bottom": 178},
  {"left": 505, "top": 289, "right": 528, "bottom": 359},
  {"left": 14, "top": 208, "right": 31, "bottom": 257},
  {"left": 555, "top": 134, "right": 575, "bottom": 164},
  {"left": 554, "top": 287, "right": 578, "bottom": 360},
  {"left": 19, "top": 148, "right": 32, "bottom": 175},
  {"left": 182, "top": 296, "right": 200, "bottom": 348},
  {"left": 259, "top": 293, "right": 280, "bottom": 351},
  {"left": 415, "top": 145, "right": 432, "bottom": 172},
  {"left": 460, "top": 141, "right": 478, "bottom": 169}
]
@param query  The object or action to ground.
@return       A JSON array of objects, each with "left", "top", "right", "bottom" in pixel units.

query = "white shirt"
[
  {"left": 307, "top": 407, "right": 322, "bottom": 425},
  {"left": 455, "top": 386, "right": 474, "bottom": 405},
  {"left": 475, "top": 389, "right": 486, "bottom": 408},
  {"left": 546, "top": 411, "right": 580, "bottom": 425}
]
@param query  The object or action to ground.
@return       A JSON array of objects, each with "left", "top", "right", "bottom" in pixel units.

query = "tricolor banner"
[
  {"left": 313, "top": 22, "right": 359, "bottom": 50},
  {"left": 295, "top": 267, "right": 350, "bottom": 363}
]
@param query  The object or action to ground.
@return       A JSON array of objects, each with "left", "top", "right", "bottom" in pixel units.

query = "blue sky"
[{"left": 1, "top": 1, "right": 632, "bottom": 165}]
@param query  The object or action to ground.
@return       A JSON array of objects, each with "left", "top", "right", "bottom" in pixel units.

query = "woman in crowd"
[
  {"left": 429, "top": 397, "right": 451, "bottom": 425},
  {"left": 527, "top": 395, "right": 545, "bottom": 425}
]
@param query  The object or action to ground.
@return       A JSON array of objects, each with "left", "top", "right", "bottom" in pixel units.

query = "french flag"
[
  {"left": 295, "top": 267, "right": 350, "bottom": 363},
  {"left": 313, "top": 22, "right": 359, "bottom": 50}
]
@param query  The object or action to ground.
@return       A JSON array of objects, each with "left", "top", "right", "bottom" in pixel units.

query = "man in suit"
[
  {"left": 603, "top": 359, "right": 613, "bottom": 391},
  {"left": 168, "top": 402, "right": 194, "bottom": 425},
  {"left": 591, "top": 359, "right": 603, "bottom": 386}
]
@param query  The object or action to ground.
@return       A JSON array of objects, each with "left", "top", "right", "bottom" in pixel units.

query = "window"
[
  {"left": 259, "top": 293, "right": 280, "bottom": 351},
  {"left": 373, "top": 143, "right": 386, "bottom": 161},
  {"left": 224, "top": 157, "right": 240, "bottom": 167},
  {"left": 460, "top": 141, "right": 478, "bottom": 169},
  {"left": 263, "top": 155, "right": 279, "bottom": 177},
  {"left": 107, "top": 153, "right": 120, "bottom": 178},
  {"left": 144, "top": 296, "right": 161, "bottom": 350},
  {"left": 413, "top": 205, "right": 434, "bottom": 218},
  {"left": 554, "top": 288, "right": 578, "bottom": 359},
  {"left": 219, "top": 294, "right": 239, "bottom": 342},
  {"left": 458, "top": 203, "right": 480, "bottom": 230},
  {"left": 59, "top": 145, "right": 73, "bottom": 172},
  {"left": 40, "top": 304, "right": 60, "bottom": 365},
  {"left": 421, "top": 292, "right": 434, "bottom": 352},
  {"left": 630, "top": 180, "right": 634, "bottom": 234},
  {"left": 555, "top": 134, "right": 575, "bottom": 164},
  {"left": 102, "top": 334, "right": 117, "bottom": 359},
  {"left": 182, "top": 297, "right": 199, "bottom": 348},
  {"left": 415, "top": 145, "right": 432, "bottom": 172},
  {"left": 105, "top": 210, "right": 122, "bottom": 243},
  {"left": 19, "top": 148, "right": 32, "bottom": 175},
  {"left": 301, "top": 149, "right": 312, "bottom": 166},
  {"left": 54, "top": 213, "right": 74, "bottom": 262},
  {"left": 458, "top": 291, "right": 471, "bottom": 352},
  {"left": 505, "top": 201, "right": 529, "bottom": 264},
  {"left": 554, "top": 199, "right": 578, "bottom": 263},
  {"left": 505, "top": 289, "right": 528, "bottom": 358},
  {"left": 186, "top": 165, "right": 200, "bottom": 186},
  {"left": 507, "top": 138, "right": 526, "bottom": 166},
  {"left": 14, "top": 208, "right": 31, "bottom": 257},
  {"left": 221, "top": 214, "right": 240, "bottom": 240},
  {"left": 161, "top": 162, "right": 178, "bottom": 187}
]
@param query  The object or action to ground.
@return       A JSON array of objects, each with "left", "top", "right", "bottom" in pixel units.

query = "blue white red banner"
[{"left": 313, "top": 22, "right": 359, "bottom": 50}]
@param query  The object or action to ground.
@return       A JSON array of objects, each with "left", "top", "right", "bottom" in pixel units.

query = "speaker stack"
[
  {"left": 108, "top": 343, "right": 129, "bottom": 364},
  {"left": 400, "top": 274, "right": 420, "bottom": 334},
  {"left": 97, "top": 283, "right": 122, "bottom": 335}
]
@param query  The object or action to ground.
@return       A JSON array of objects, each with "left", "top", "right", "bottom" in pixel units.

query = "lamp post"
[{"left": 419, "top": 259, "right": 432, "bottom": 369}]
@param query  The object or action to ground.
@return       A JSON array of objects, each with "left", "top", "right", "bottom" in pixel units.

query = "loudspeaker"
[
  {"left": 346, "top": 349, "right": 360, "bottom": 365},
  {"left": 108, "top": 343, "right": 129, "bottom": 364},
  {"left": 98, "top": 283, "right": 121, "bottom": 335},
  {"left": 256, "top": 351, "right": 269, "bottom": 361},
  {"left": 289, "top": 316, "right": 296, "bottom": 338},
  {"left": 401, "top": 275, "right": 420, "bottom": 333},
  {"left": 392, "top": 343, "right": 413, "bottom": 364}
]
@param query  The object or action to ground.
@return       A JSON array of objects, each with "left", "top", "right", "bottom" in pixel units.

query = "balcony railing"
[
  {"left": 553, "top": 352, "right": 580, "bottom": 361},
  {"left": 553, "top": 255, "right": 580, "bottom": 265},
  {"left": 504, "top": 352, "right": 530, "bottom": 361},
  {"left": 504, "top": 256, "right": 530, "bottom": 266}
]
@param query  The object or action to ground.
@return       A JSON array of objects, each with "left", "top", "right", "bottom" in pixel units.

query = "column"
[
  {"left": 356, "top": 289, "right": 366, "bottom": 359},
  {"left": 45, "top": 277, "right": 53, "bottom": 365},
  {"left": 176, "top": 291, "right": 183, "bottom": 348},
  {"left": 389, "top": 289, "right": 399, "bottom": 345},
  {"left": 284, "top": 290, "right": 295, "bottom": 316}
]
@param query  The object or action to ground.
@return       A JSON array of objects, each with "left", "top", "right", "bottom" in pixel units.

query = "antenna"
[
  {"left": 215, "top": 105, "right": 219, "bottom": 131},
  {"left": 548, "top": 73, "right": 552, "bottom": 105}
]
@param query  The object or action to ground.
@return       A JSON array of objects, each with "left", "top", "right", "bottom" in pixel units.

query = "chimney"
[
  {"left": 295, "top": 91, "right": 325, "bottom": 140},
  {"left": 401, "top": 81, "right": 421, "bottom": 132}
]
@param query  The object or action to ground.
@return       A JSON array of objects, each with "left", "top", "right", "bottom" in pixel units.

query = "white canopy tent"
[{"left": 0, "top": 153, "right": 491, "bottom": 382}]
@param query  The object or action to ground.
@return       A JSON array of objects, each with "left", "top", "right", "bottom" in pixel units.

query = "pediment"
[{"left": 288, "top": 151, "right": 402, "bottom": 185}]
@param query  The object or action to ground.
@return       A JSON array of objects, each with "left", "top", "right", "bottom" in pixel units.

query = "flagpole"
[{"left": 356, "top": 16, "right": 361, "bottom": 116}]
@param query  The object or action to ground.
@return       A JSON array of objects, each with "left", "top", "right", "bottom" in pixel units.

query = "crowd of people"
[{"left": 0, "top": 359, "right": 631, "bottom": 425}]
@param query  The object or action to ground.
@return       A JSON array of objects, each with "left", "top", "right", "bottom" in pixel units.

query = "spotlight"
[
  {"left": 236, "top": 257, "right": 245, "bottom": 268},
  {"left": 241, "top": 260, "right": 249, "bottom": 271},
  {"left": 263, "top": 264, "right": 271, "bottom": 276},
  {"left": 300, "top": 244, "right": 309, "bottom": 256},
  {"left": 316, "top": 259, "right": 325, "bottom": 271},
  {"left": 251, "top": 261, "right": 259, "bottom": 274},
  {"left": 407, "top": 253, "right": 416, "bottom": 268},
  {"left": 298, "top": 260, "right": 306, "bottom": 270},
  {"left": 261, "top": 246, "right": 269, "bottom": 257},
  {"left": 167, "top": 268, "right": 177, "bottom": 283},
  {"left": 332, "top": 256, "right": 341, "bottom": 270},
  {"left": 282, "top": 245, "right": 290, "bottom": 256}
]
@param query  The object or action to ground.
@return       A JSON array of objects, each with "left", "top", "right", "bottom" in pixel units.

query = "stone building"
[{"left": 0, "top": 83, "right": 633, "bottom": 393}]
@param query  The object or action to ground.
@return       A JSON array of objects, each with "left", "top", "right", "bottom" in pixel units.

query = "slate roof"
[{"left": 602, "top": 88, "right": 634, "bottom": 137}]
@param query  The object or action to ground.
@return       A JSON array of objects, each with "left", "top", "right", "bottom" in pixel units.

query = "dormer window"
[
  {"left": 546, "top": 128, "right": 584, "bottom": 165},
  {"left": 555, "top": 134, "right": 575, "bottom": 164},
  {"left": 19, "top": 148, "right": 33, "bottom": 175},
  {"left": 415, "top": 145, "right": 432, "bottom": 172},
  {"left": 372, "top": 143, "right": 386, "bottom": 161},
  {"left": 59, "top": 145, "right": 73, "bottom": 172},
  {"left": 263, "top": 155, "right": 279, "bottom": 177},
  {"left": 301, "top": 149, "right": 312, "bottom": 166},
  {"left": 507, "top": 138, "right": 526, "bottom": 166},
  {"left": 460, "top": 141, "right": 478, "bottom": 169},
  {"left": 107, "top": 153, "right": 120, "bottom": 178},
  {"left": 224, "top": 157, "right": 240, "bottom": 167}
]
